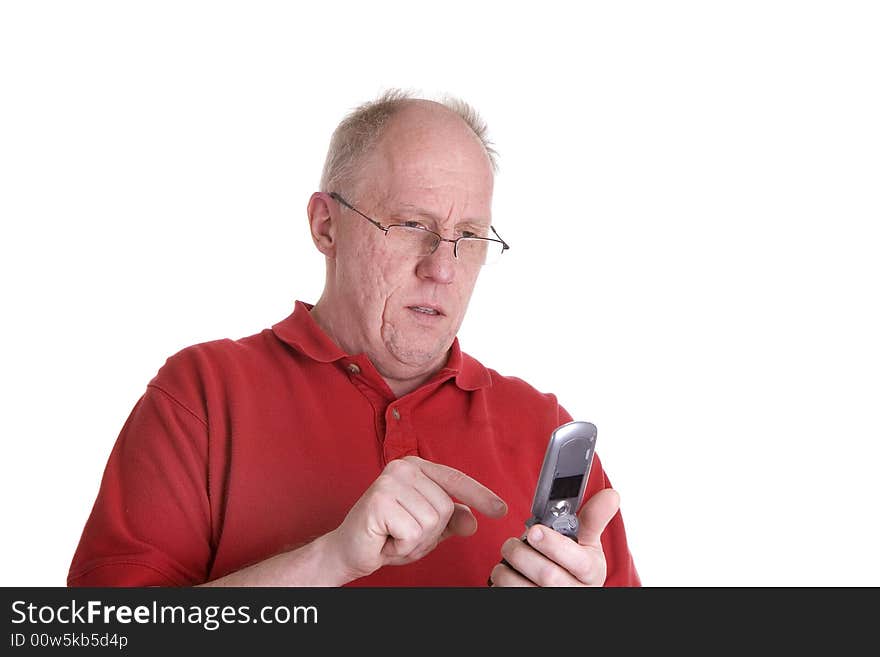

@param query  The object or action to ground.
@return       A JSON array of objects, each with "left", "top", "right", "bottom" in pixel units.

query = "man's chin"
[{"left": 382, "top": 342, "right": 451, "bottom": 376}]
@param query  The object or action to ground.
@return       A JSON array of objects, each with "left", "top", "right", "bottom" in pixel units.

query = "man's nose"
[{"left": 416, "top": 240, "right": 456, "bottom": 284}]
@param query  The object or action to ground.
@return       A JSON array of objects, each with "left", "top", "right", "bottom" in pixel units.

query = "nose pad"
[{"left": 432, "top": 238, "right": 457, "bottom": 259}]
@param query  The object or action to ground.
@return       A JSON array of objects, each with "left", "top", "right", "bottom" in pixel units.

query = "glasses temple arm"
[{"left": 490, "top": 225, "right": 510, "bottom": 250}]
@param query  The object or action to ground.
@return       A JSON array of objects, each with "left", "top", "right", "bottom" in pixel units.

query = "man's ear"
[{"left": 307, "top": 192, "right": 337, "bottom": 256}]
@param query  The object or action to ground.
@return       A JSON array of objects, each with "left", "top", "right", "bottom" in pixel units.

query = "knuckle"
[
  {"left": 443, "top": 469, "right": 466, "bottom": 490},
  {"left": 573, "top": 547, "right": 604, "bottom": 584},
  {"left": 420, "top": 507, "right": 441, "bottom": 532},
  {"left": 399, "top": 524, "right": 422, "bottom": 543},
  {"left": 383, "top": 459, "right": 408, "bottom": 477},
  {"left": 371, "top": 474, "right": 396, "bottom": 496},
  {"left": 437, "top": 497, "right": 455, "bottom": 520},
  {"left": 535, "top": 562, "right": 565, "bottom": 588},
  {"left": 388, "top": 457, "right": 420, "bottom": 480},
  {"left": 571, "top": 560, "right": 594, "bottom": 584},
  {"left": 368, "top": 487, "right": 395, "bottom": 509},
  {"left": 583, "top": 560, "right": 607, "bottom": 586}
]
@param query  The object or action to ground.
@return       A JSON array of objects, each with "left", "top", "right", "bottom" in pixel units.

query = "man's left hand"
[{"left": 489, "top": 488, "right": 620, "bottom": 587}]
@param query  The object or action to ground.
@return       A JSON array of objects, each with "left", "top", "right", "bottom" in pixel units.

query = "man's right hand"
[{"left": 325, "top": 455, "right": 508, "bottom": 582}]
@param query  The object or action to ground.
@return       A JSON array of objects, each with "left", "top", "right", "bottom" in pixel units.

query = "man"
[{"left": 68, "top": 90, "right": 640, "bottom": 587}]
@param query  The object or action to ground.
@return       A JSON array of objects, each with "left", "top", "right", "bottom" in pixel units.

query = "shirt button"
[
  {"left": 391, "top": 408, "right": 401, "bottom": 420},
  {"left": 347, "top": 363, "right": 361, "bottom": 375}
]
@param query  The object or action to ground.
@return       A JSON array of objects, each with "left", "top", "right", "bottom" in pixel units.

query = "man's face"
[{"left": 329, "top": 103, "right": 495, "bottom": 382}]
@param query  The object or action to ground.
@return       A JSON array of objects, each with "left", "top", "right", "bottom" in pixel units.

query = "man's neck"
[
  {"left": 309, "top": 300, "right": 445, "bottom": 399},
  {"left": 382, "top": 370, "right": 436, "bottom": 398}
]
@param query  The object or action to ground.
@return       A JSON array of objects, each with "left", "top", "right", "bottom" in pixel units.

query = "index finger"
[{"left": 404, "top": 456, "right": 508, "bottom": 518}]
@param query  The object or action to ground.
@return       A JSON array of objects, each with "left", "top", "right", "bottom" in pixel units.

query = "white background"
[{"left": 2, "top": 1, "right": 878, "bottom": 587}]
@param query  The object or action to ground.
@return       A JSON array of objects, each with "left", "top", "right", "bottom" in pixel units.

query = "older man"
[{"left": 68, "top": 91, "right": 640, "bottom": 587}]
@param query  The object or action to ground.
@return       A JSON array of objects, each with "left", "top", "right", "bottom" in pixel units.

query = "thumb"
[
  {"left": 440, "top": 503, "right": 478, "bottom": 540},
  {"left": 576, "top": 488, "right": 620, "bottom": 548}
]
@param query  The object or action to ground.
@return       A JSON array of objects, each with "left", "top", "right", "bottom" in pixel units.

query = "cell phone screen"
[{"left": 549, "top": 474, "right": 584, "bottom": 500}]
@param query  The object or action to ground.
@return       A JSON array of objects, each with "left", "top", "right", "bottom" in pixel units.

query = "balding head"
[{"left": 319, "top": 89, "right": 497, "bottom": 196}]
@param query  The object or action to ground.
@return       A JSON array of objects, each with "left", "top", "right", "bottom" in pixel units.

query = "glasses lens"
[
  {"left": 458, "top": 238, "right": 505, "bottom": 266},
  {"left": 386, "top": 225, "right": 439, "bottom": 256}
]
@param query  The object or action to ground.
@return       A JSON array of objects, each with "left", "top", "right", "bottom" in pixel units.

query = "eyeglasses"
[{"left": 329, "top": 192, "right": 510, "bottom": 266}]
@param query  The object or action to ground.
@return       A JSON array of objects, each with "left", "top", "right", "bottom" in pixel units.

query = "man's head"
[{"left": 307, "top": 90, "right": 499, "bottom": 390}]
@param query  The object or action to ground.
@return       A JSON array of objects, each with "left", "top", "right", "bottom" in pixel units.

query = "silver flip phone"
[{"left": 525, "top": 420, "right": 597, "bottom": 540}]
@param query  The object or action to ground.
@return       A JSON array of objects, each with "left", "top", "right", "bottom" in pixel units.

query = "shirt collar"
[{"left": 271, "top": 300, "right": 491, "bottom": 391}]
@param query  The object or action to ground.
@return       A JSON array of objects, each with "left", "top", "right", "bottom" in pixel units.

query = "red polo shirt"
[{"left": 68, "top": 301, "right": 640, "bottom": 586}]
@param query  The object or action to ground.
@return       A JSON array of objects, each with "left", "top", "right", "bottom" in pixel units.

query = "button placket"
[{"left": 383, "top": 402, "right": 419, "bottom": 462}]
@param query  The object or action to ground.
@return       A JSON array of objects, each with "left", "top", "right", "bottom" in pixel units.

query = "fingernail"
[
  {"left": 529, "top": 526, "right": 543, "bottom": 543},
  {"left": 494, "top": 499, "right": 508, "bottom": 514}
]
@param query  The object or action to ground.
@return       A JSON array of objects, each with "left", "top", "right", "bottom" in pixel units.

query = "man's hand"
[
  {"left": 489, "top": 488, "right": 620, "bottom": 587},
  {"left": 326, "top": 456, "right": 508, "bottom": 582}
]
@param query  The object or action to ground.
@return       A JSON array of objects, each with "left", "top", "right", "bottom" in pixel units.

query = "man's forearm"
[{"left": 197, "top": 532, "right": 352, "bottom": 587}]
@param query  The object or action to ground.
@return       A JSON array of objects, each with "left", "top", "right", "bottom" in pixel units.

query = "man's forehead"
[
  {"left": 369, "top": 187, "right": 492, "bottom": 221},
  {"left": 355, "top": 148, "right": 493, "bottom": 213},
  {"left": 349, "top": 103, "right": 494, "bottom": 216},
  {"left": 394, "top": 199, "right": 491, "bottom": 224}
]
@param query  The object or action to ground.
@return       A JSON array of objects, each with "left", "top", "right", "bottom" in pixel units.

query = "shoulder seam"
[{"left": 147, "top": 383, "right": 209, "bottom": 428}]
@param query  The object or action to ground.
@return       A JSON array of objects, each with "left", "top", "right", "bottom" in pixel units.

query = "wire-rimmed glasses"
[{"left": 329, "top": 192, "right": 509, "bottom": 266}]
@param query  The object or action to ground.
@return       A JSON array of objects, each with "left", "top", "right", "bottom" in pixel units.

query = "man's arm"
[
  {"left": 201, "top": 456, "right": 508, "bottom": 587},
  {"left": 197, "top": 533, "right": 347, "bottom": 587}
]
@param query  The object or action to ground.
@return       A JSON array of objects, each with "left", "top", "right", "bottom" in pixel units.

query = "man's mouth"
[{"left": 408, "top": 305, "right": 443, "bottom": 316}]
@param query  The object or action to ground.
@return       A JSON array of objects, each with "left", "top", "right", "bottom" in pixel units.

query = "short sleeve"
[{"left": 67, "top": 384, "right": 213, "bottom": 586}]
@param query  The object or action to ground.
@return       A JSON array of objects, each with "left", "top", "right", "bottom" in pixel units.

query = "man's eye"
[
  {"left": 461, "top": 230, "right": 478, "bottom": 238},
  {"left": 403, "top": 220, "right": 429, "bottom": 230}
]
